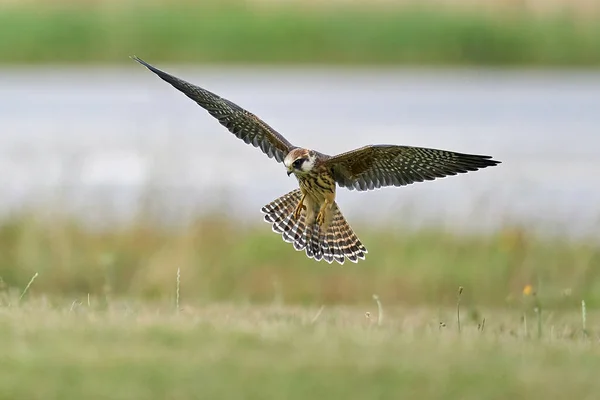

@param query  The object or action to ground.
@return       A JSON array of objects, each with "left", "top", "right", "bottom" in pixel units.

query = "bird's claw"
[
  {"left": 293, "top": 203, "right": 306, "bottom": 220},
  {"left": 316, "top": 211, "right": 325, "bottom": 226}
]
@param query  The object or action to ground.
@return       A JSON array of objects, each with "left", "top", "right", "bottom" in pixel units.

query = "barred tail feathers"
[
  {"left": 304, "top": 223, "right": 325, "bottom": 262},
  {"left": 330, "top": 207, "right": 367, "bottom": 263},
  {"left": 261, "top": 189, "right": 303, "bottom": 225},
  {"left": 326, "top": 213, "right": 346, "bottom": 264},
  {"left": 260, "top": 192, "right": 367, "bottom": 264}
]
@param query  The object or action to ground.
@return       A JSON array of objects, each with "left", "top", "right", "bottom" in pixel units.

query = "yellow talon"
[
  {"left": 316, "top": 197, "right": 332, "bottom": 226},
  {"left": 293, "top": 205, "right": 306, "bottom": 220},
  {"left": 316, "top": 211, "right": 325, "bottom": 226},
  {"left": 293, "top": 195, "right": 306, "bottom": 220}
]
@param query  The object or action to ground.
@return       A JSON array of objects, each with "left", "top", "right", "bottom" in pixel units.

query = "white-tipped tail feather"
[{"left": 261, "top": 190, "right": 367, "bottom": 264}]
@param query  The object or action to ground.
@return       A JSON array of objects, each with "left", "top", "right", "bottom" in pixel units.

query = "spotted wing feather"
[
  {"left": 132, "top": 56, "right": 295, "bottom": 163},
  {"left": 326, "top": 145, "right": 500, "bottom": 191}
]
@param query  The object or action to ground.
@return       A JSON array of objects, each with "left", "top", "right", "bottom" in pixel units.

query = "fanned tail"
[{"left": 261, "top": 191, "right": 367, "bottom": 264}]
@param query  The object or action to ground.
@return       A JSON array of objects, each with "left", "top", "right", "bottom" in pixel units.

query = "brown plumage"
[
  {"left": 133, "top": 56, "right": 501, "bottom": 264},
  {"left": 261, "top": 189, "right": 366, "bottom": 264}
]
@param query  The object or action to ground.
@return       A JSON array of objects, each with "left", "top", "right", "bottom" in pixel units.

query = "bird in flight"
[{"left": 132, "top": 56, "right": 500, "bottom": 265}]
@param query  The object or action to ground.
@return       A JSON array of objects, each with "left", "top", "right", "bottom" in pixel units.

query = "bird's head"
[{"left": 284, "top": 148, "right": 316, "bottom": 177}]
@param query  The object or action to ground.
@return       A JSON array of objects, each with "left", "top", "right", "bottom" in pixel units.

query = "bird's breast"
[{"left": 298, "top": 171, "right": 336, "bottom": 204}]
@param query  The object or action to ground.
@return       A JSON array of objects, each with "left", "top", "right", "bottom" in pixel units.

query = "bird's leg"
[
  {"left": 316, "top": 198, "right": 333, "bottom": 226},
  {"left": 293, "top": 194, "right": 307, "bottom": 220}
]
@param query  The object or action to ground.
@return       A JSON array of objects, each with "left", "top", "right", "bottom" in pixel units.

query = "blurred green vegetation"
[
  {"left": 0, "top": 211, "right": 597, "bottom": 308},
  {"left": 0, "top": 1, "right": 599, "bottom": 66},
  {"left": 0, "top": 301, "right": 598, "bottom": 399}
]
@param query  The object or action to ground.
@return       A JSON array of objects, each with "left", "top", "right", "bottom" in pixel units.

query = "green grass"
[
  {"left": 0, "top": 204, "right": 597, "bottom": 398},
  {"left": 0, "top": 301, "right": 598, "bottom": 399},
  {"left": 0, "top": 212, "right": 598, "bottom": 308},
  {"left": 0, "top": 1, "right": 599, "bottom": 66}
]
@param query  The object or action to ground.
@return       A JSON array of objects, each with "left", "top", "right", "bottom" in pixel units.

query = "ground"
[
  {"left": 0, "top": 299, "right": 597, "bottom": 399},
  {"left": 0, "top": 215, "right": 597, "bottom": 398}
]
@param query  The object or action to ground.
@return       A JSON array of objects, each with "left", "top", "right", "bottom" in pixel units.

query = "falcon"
[{"left": 132, "top": 56, "right": 500, "bottom": 264}]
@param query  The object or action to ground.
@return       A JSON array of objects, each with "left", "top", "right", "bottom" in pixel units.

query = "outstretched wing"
[
  {"left": 132, "top": 56, "right": 295, "bottom": 163},
  {"left": 325, "top": 145, "right": 500, "bottom": 191}
]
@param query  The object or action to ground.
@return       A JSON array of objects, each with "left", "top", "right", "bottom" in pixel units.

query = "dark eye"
[{"left": 293, "top": 159, "right": 303, "bottom": 168}]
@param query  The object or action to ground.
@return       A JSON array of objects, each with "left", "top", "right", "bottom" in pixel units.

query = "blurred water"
[{"left": 1, "top": 65, "right": 599, "bottom": 236}]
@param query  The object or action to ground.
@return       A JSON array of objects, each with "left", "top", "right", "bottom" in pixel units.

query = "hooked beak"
[{"left": 287, "top": 170, "right": 293, "bottom": 177}]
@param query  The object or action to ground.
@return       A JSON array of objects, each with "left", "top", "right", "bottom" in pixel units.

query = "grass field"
[
  {"left": 0, "top": 210, "right": 597, "bottom": 398},
  {"left": 0, "top": 299, "right": 598, "bottom": 399},
  {"left": 0, "top": 0, "right": 599, "bottom": 66},
  {"left": 0, "top": 212, "right": 598, "bottom": 308}
]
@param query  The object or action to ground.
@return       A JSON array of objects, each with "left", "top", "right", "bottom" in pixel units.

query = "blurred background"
[{"left": 0, "top": 0, "right": 598, "bottom": 308}]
